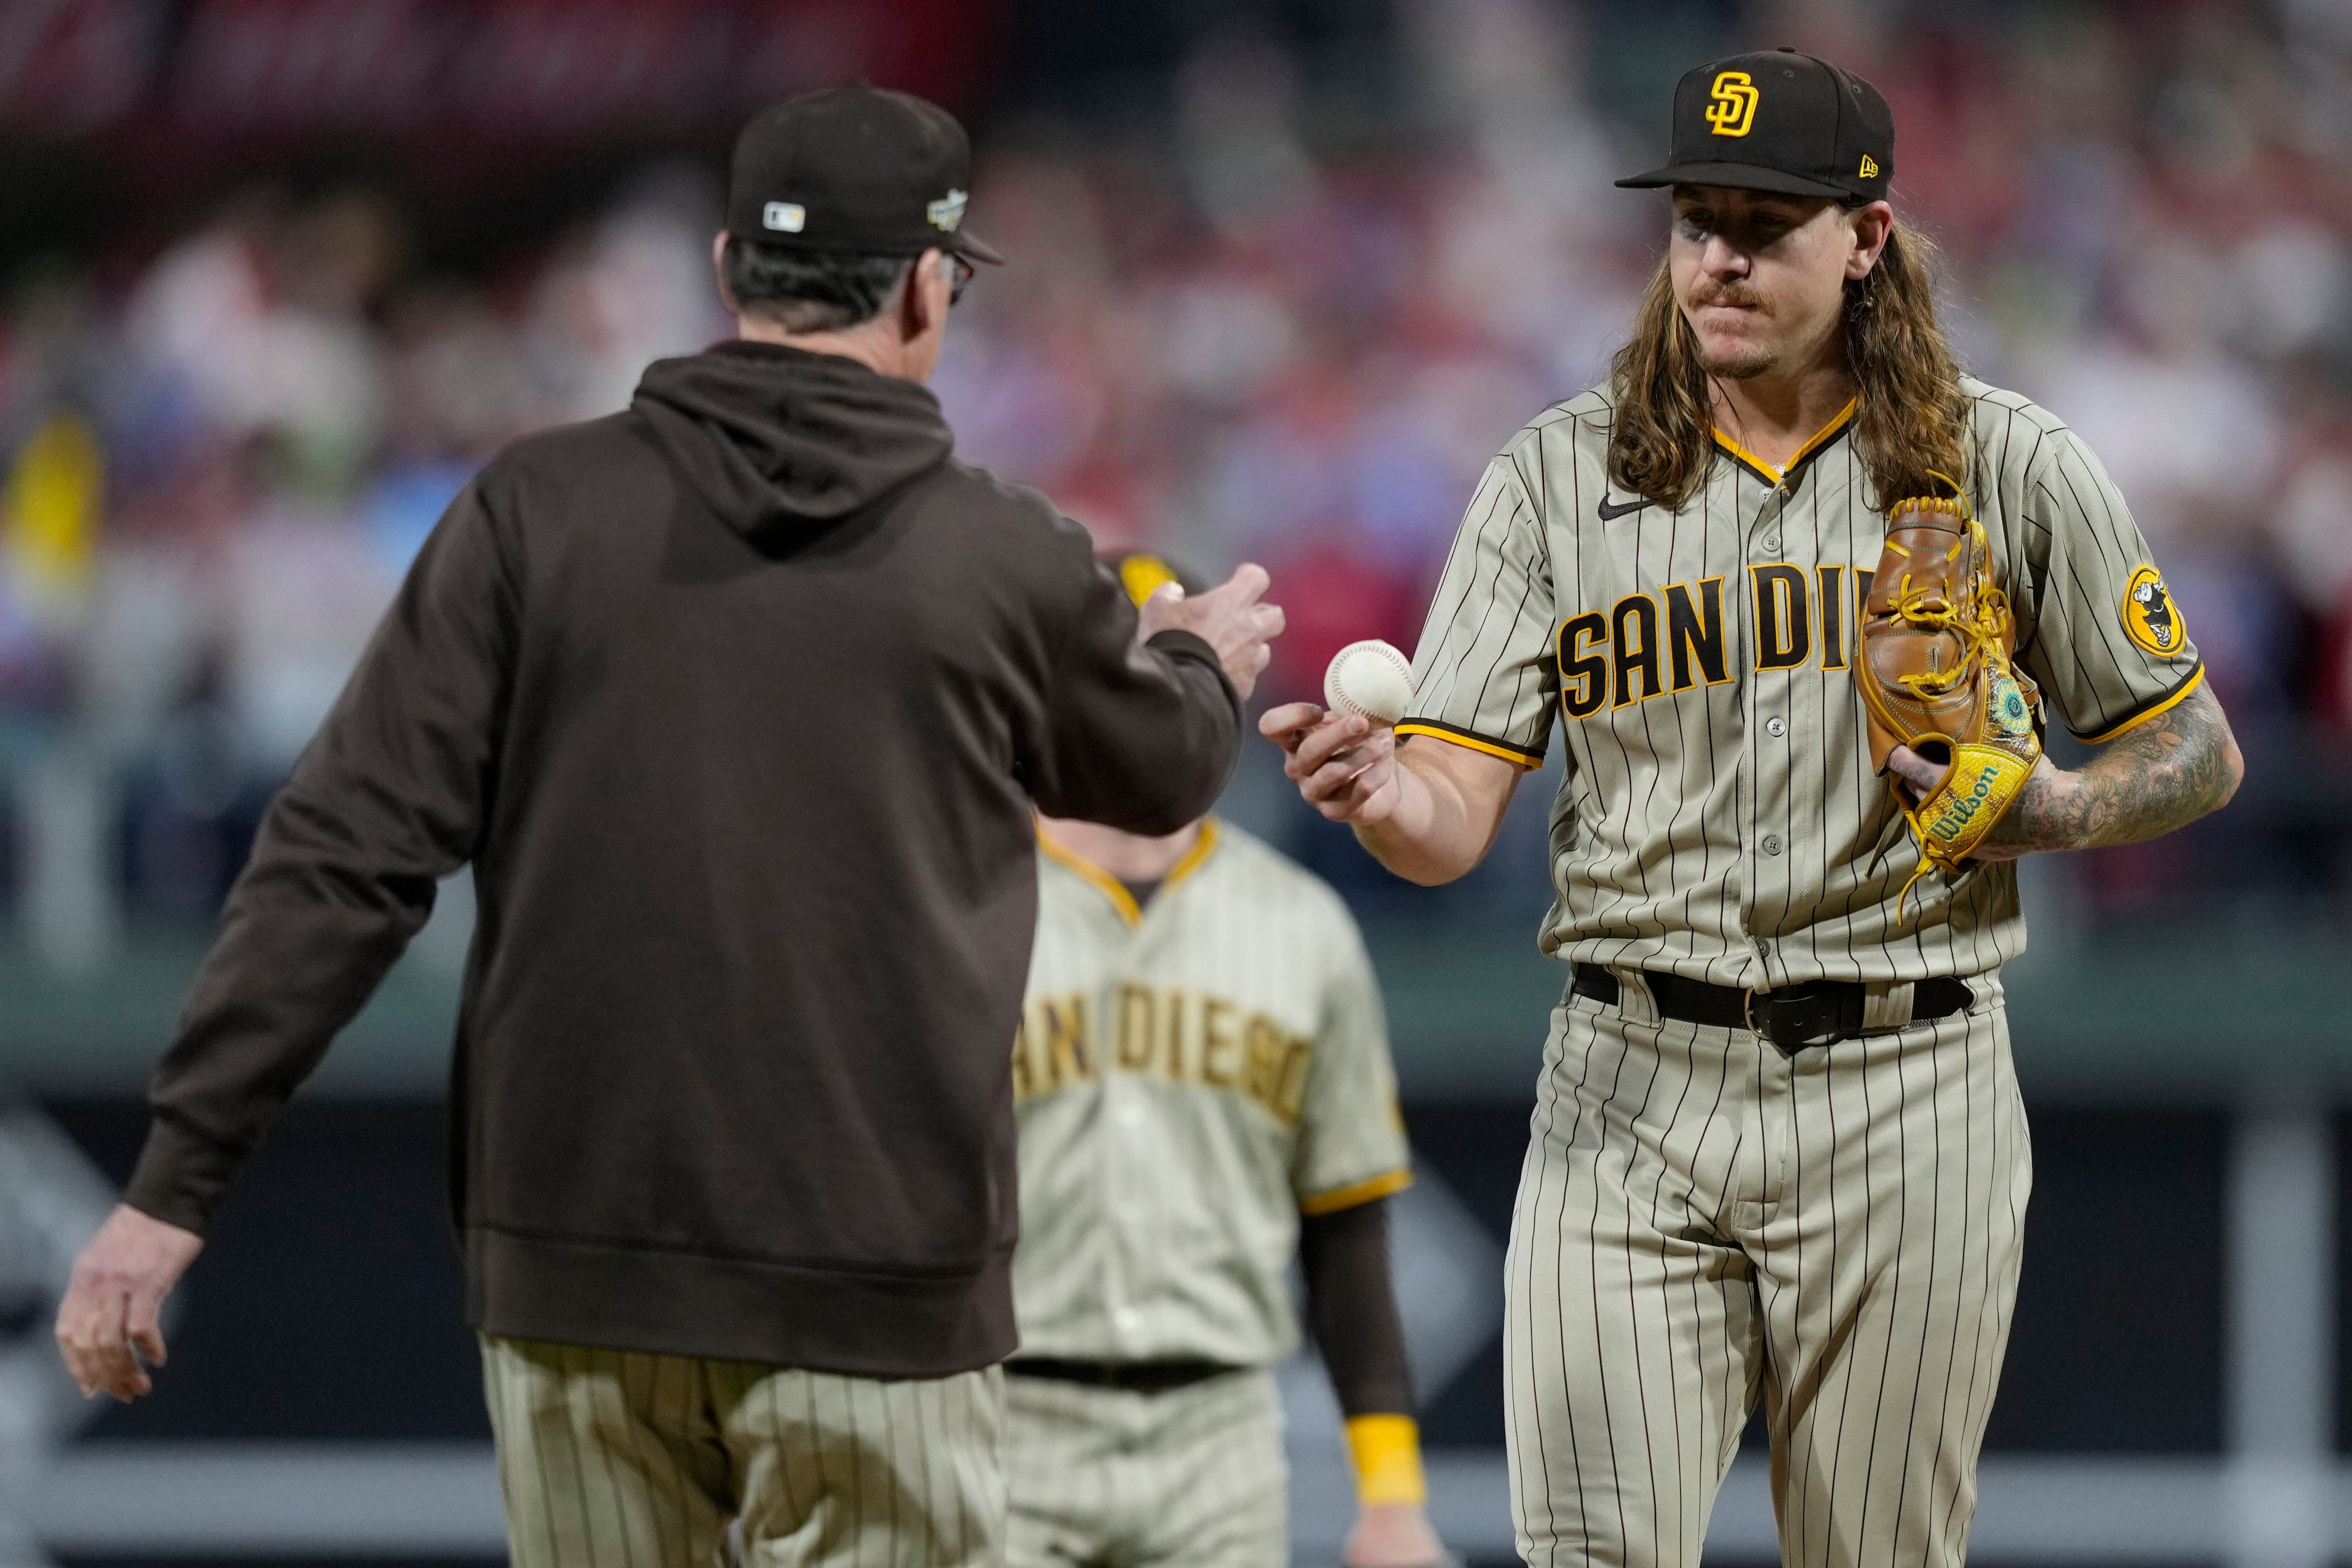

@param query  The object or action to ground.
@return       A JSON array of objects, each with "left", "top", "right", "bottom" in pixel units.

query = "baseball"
[{"left": 1323, "top": 639, "right": 1416, "bottom": 726}]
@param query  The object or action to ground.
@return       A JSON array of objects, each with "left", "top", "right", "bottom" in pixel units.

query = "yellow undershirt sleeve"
[{"left": 1345, "top": 1413, "right": 1428, "bottom": 1506}]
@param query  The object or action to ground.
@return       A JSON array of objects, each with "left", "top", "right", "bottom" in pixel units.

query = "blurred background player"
[{"left": 1011, "top": 555, "right": 1449, "bottom": 1568}]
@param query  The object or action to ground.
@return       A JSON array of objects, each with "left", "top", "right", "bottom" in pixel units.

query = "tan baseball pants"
[
  {"left": 1506, "top": 974, "right": 2031, "bottom": 1568},
  {"left": 480, "top": 1336, "right": 1004, "bottom": 1568},
  {"left": 1004, "top": 1365, "right": 1287, "bottom": 1568}
]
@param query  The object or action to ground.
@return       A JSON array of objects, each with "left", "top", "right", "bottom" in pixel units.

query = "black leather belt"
[
  {"left": 1004, "top": 1357, "right": 1240, "bottom": 1395},
  {"left": 1571, "top": 963, "right": 1971, "bottom": 1054}
]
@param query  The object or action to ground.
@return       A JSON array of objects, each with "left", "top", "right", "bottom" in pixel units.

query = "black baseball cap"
[
  {"left": 726, "top": 83, "right": 1003, "bottom": 264},
  {"left": 1617, "top": 48, "right": 1893, "bottom": 204}
]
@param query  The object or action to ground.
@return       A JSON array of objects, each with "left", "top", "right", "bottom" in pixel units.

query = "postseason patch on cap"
[{"left": 926, "top": 189, "right": 967, "bottom": 232}]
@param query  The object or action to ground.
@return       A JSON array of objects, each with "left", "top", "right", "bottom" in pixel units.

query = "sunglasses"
[{"left": 947, "top": 254, "right": 975, "bottom": 306}]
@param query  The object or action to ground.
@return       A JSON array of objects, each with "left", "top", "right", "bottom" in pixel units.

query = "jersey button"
[
  {"left": 1113, "top": 1307, "right": 1141, "bottom": 1334},
  {"left": 1115, "top": 1101, "right": 1145, "bottom": 1130},
  {"left": 1765, "top": 717, "right": 1787, "bottom": 738},
  {"left": 1762, "top": 835, "right": 1782, "bottom": 855},
  {"left": 1760, "top": 533, "right": 1781, "bottom": 553}
]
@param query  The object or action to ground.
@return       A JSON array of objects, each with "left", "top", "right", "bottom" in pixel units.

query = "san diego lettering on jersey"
[
  {"left": 1012, "top": 985, "right": 1314, "bottom": 1127},
  {"left": 1555, "top": 563, "right": 1872, "bottom": 715}
]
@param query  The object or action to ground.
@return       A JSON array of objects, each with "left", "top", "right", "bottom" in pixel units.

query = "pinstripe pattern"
[
  {"left": 1404, "top": 377, "right": 2203, "bottom": 989},
  {"left": 1504, "top": 982, "right": 2029, "bottom": 1568},
  {"left": 1012, "top": 820, "right": 1410, "bottom": 1367},
  {"left": 1004, "top": 1369, "right": 1287, "bottom": 1568},
  {"left": 480, "top": 1336, "right": 1005, "bottom": 1568}
]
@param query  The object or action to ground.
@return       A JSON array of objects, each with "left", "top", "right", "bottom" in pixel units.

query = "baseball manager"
[
  {"left": 1266, "top": 49, "right": 2241, "bottom": 1568},
  {"left": 57, "top": 84, "right": 1280, "bottom": 1568}
]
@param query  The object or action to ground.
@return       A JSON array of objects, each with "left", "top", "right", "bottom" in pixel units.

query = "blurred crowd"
[
  {"left": 3, "top": 0, "right": 2349, "bottom": 963},
  {"left": 0, "top": 167, "right": 731, "bottom": 961}
]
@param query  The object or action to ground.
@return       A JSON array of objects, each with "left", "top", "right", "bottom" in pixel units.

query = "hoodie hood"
[{"left": 632, "top": 341, "right": 954, "bottom": 539}]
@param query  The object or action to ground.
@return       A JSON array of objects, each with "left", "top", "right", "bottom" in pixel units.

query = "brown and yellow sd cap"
[{"left": 1617, "top": 48, "right": 1893, "bottom": 204}]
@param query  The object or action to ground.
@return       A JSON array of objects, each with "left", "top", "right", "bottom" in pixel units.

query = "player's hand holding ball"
[
  {"left": 1137, "top": 562, "right": 1286, "bottom": 700},
  {"left": 1260, "top": 639, "right": 1416, "bottom": 825}
]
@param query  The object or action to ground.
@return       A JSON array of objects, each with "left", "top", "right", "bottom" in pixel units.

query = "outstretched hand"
[
  {"left": 1260, "top": 704, "right": 1402, "bottom": 825},
  {"left": 56, "top": 1203, "right": 203, "bottom": 1401},
  {"left": 1137, "top": 563, "right": 1285, "bottom": 701}
]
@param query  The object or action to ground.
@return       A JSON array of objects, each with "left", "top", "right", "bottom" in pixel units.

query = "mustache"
[{"left": 1691, "top": 283, "right": 1770, "bottom": 311}]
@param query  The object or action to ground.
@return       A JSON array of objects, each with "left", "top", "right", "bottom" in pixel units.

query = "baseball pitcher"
[
  {"left": 1010, "top": 558, "right": 1451, "bottom": 1568},
  {"left": 1264, "top": 50, "right": 2241, "bottom": 1568}
]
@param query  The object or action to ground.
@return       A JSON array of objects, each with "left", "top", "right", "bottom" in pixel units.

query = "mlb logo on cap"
[{"left": 763, "top": 202, "right": 805, "bottom": 233}]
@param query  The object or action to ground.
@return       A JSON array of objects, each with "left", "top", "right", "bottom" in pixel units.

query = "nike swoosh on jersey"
[{"left": 1597, "top": 495, "right": 1646, "bottom": 520}]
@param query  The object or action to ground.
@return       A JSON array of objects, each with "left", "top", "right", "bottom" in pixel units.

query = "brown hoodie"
[{"left": 125, "top": 341, "right": 1240, "bottom": 1376}]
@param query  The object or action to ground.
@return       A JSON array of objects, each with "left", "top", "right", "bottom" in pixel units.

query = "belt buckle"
[
  {"left": 1747, "top": 985, "right": 1829, "bottom": 1055},
  {"left": 1753, "top": 983, "right": 1848, "bottom": 1055}
]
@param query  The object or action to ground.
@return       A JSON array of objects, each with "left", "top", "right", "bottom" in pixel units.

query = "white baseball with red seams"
[{"left": 1323, "top": 639, "right": 1416, "bottom": 725}]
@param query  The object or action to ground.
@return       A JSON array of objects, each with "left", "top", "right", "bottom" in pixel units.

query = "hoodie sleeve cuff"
[
  {"left": 1143, "top": 629, "right": 1236, "bottom": 699},
  {"left": 124, "top": 1115, "right": 244, "bottom": 1238}
]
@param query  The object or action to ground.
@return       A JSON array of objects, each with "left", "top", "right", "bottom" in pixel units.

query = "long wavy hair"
[{"left": 1605, "top": 215, "right": 1971, "bottom": 511}]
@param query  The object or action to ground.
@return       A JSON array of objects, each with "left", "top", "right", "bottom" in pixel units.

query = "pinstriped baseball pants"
[
  {"left": 480, "top": 1336, "right": 1004, "bottom": 1568},
  {"left": 1004, "top": 1367, "right": 1287, "bottom": 1568},
  {"left": 1505, "top": 977, "right": 2031, "bottom": 1568}
]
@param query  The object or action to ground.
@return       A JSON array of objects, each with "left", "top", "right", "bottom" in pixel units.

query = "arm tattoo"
[{"left": 1986, "top": 684, "right": 2240, "bottom": 855}]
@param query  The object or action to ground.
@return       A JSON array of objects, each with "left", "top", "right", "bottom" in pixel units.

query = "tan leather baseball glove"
[{"left": 1856, "top": 494, "right": 2043, "bottom": 910}]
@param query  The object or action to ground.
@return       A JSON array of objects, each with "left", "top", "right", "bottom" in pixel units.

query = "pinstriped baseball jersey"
[
  {"left": 1399, "top": 376, "right": 2204, "bottom": 989},
  {"left": 1010, "top": 818, "right": 1411, "bottom": 1367}
]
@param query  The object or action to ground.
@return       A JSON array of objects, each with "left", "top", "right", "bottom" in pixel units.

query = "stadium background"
[{"left": 2, "top": 0, "right": 2349, "bottom": 1562}]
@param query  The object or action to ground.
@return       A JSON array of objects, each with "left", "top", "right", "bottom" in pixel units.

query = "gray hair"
[{"left": 721, "top": 238, "right": 914, "bottom": 333}]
